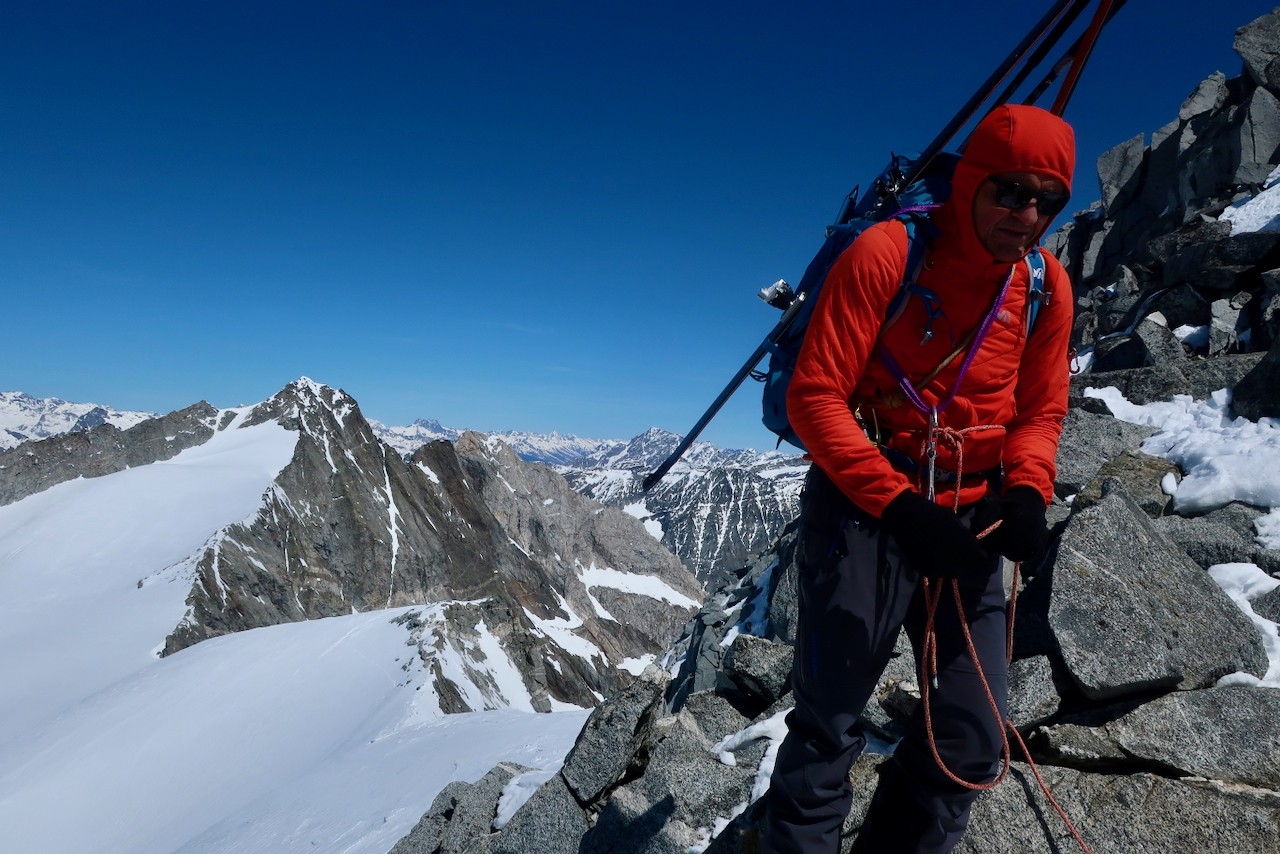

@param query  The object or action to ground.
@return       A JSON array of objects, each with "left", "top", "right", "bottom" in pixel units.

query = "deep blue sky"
[{"left": 4, "top": 1, "right": 1274, "bottom": 450}]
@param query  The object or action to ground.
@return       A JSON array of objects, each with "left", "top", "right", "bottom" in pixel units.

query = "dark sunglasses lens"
[
  {"left": 1038, "top": 192, "right": 1069, "bottom": 216},
  {"left": 991, "top": 179, "right": 1068, "bottom": 215}
]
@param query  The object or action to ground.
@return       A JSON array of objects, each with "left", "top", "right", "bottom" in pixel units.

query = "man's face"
[{"left": 971, "top": 171, "right": 1068, "bottom": 263}]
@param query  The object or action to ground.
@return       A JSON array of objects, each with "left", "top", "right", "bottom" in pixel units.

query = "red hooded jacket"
[{"left": 786, "top": 105, "right": 1076, "bottom": 517}]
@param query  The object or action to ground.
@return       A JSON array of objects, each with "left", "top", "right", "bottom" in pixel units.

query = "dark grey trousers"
[{"left": 763, "top": 467, "right": 1008, "bottom": 854}]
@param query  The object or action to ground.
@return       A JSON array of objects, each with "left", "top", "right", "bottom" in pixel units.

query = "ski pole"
[{"left": 990, "top": 0, "right": 1093, "bottom": 109}]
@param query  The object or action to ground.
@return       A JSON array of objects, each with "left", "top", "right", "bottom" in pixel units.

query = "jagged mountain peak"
[
  {"left": 260, "top": 377, "right": 360, "bottom": 421},
  {"left": 240, "top": 378, "right": 383, "bottom": 465},
  {"left": 411, "top": 417, "right": 450, "bottom": 433},
  {"left": 103, "top": 382, "right": 707, "bottom": 712}
]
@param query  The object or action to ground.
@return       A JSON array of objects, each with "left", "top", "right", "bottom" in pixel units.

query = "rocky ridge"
[
  {"left": 395, "top": 10, "right": 1280, "bottom": 852},
  {"left": 376, "top": 421, "right": 809, "bottom": 589},
  {"left": 340, "top": 417, "right": 796, "bottom": 590}
]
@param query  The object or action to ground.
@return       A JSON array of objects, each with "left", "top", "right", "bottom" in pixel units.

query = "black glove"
[
  {"left": 971, "top": 485, "right": 1049, "bottom": 562},
  {"left": 880, "top": 491, "right": 990, "bottom": 580}
]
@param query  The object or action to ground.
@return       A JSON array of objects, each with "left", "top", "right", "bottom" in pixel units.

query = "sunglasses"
[{"left": 987, "top": 177, "right": 1070, "bottom": 217}]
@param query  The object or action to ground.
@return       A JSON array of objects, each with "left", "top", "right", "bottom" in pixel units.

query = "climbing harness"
[{"left": 877, "top": 266, "right": 1013, "bottom": 501}]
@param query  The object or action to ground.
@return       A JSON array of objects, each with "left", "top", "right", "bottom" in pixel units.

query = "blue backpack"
[{"left": 757, "top": 153, "right": 1046, "bottom": 452}]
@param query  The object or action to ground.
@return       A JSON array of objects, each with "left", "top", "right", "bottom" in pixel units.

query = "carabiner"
[{"left": 924, "top": 407, "right": 940, "bottom": 502}]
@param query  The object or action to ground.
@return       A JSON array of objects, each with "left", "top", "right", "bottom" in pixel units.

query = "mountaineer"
[{"left": 762, "top": 103, "right": 1076, "bottom": 853}]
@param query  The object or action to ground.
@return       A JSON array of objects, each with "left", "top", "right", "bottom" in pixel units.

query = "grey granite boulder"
[
  {"left": 560, "top": 665, "right": 669, "bottom": 804},
  {"left": 958, "top": 763, "right": 1280, "bottom": 853},
  {"left": 1182, "top": 351, "right": 1267, "bottom": 398},
  {"left": 1164, "top": 232, "right": 1280, "bottom": 292},
  {"left": 1073, "top": 362, "right": 1192, "bottom": 405},
  {"left": 1151, "top": 282, "right": 1212, "bottom": 329},
  {"left": 1261, "top": 269, "right": 1280, "bottom": 349},
  {"left": 1180, "top": 71, "right": 1231, "bottom": 123},
  {"left": 1074, "top": 354, "right": 1266, "bottom": 409},
  {"left": 1136, "top": 316, "right": 1189, "bottom": 364},
  {"left": 1049, "top": 483, "right": 1268, "bottom": 700},
  {"left": 390, "top": 763, "right": 532, "bottom": 854},
  {"left": 668, "top": 607, "right": 735, "bottom": 711},
  {"left": 1254, "top": 585, "right": 1280, "bottom": 623},
  {"left": 1035, "top": 685, "right": 1280, "bottom": 791},
  {"left": 1211, "top": 295, "right": 1245, "bottom": 354},
  {"left": 582, "top": 709, "right": 760, "bottom": 854},
  {"left": 489, "top": 774, "right": 589, "bottom": 854},
  {"left": 1236, "top": 7, "right": 1280, "bottom": 94},
  {"left": 390, "top": 780, "right": 476, "bottom": 854},
  {"left": 676, "top": 690, "right": 755, "bottom": 744},
  {"left": 1053, "top": 408, "right": 1156, "bottom": 498},
  {"left": 1073, "top": 451, "right": 1178, "bottom": 518},
  {"left": 1089, "top": 333, "right": 1151, "bottom": 373},
  {"left": 717, "top": 633, "right": 794, "bottom": 715},
  {"left": 1103, "top": 686, "right": 1280, "bottom": 789},
  {"left": 1098, "top": 133, "right": 1146, "bottom": 212},
  {"left": 1233, "top": 343, "right": 1280, "bottom": 421},
  {"left": 1153, "top": 514, "right": 1262, "bottom": 568},
  {"left": 1007, "top": 655, "right": 1063, "bottom": 730},
  {"left": 1231, "top": 85, "right": 1280, "bottom": 186}
]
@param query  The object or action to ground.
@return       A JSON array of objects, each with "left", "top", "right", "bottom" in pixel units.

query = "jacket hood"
[{"left": 933, "top": 104, "right": 1076, "bottom": 268}]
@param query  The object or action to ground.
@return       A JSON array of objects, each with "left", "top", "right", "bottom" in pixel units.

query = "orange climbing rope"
[{"left": 919, "top": 545, "right": 1094, "bottom": 853}]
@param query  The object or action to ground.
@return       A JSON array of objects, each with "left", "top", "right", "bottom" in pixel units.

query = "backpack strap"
[
  {"left": 883, "top": 211, "right": 941, "bottom": 340},
  {"left": 1024, "top": 248, "right": 1046, "bottom": 336},
  {"left": 882, "top": 249, "right": 1048, "bottom": 404}
]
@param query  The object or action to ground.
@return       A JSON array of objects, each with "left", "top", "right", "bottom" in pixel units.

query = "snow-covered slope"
[
  {"left": 0, "top": 393, "right": 601, "bottom": 853},
  {"left": 0, "top": 407, "right": 296, "bottom": 743},
  {"left": 0, "top": 599, "right": 587, "bottom": 853}
]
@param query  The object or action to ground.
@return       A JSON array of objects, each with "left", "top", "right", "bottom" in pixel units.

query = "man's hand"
[
  {"left": 971, "top": 485, "right": 1049, "bottom": 562},
  {"left": 881, "top": 491, "right": 990, "bottom": 580}
]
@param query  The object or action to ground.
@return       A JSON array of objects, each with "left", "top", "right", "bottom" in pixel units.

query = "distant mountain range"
[
  {"left": 369, "top": 417, "right": 613, "bottom": 466},
  {"left": 0, "top": 391, "right": 153, "bottom": 450},
  {"left": 6, "top": 389, "right": 805, "bottom": 584}
]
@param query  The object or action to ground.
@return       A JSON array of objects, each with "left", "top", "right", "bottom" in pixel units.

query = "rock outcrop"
[
  {"left": 1046, "top": 9, "right": 1280, "bottom": 379},
  {"left": 0, "top": 401, "right": 217, "bottom": 506},
  {"left": 159, "top": 380, "right": 703, "bottom": 709}
]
